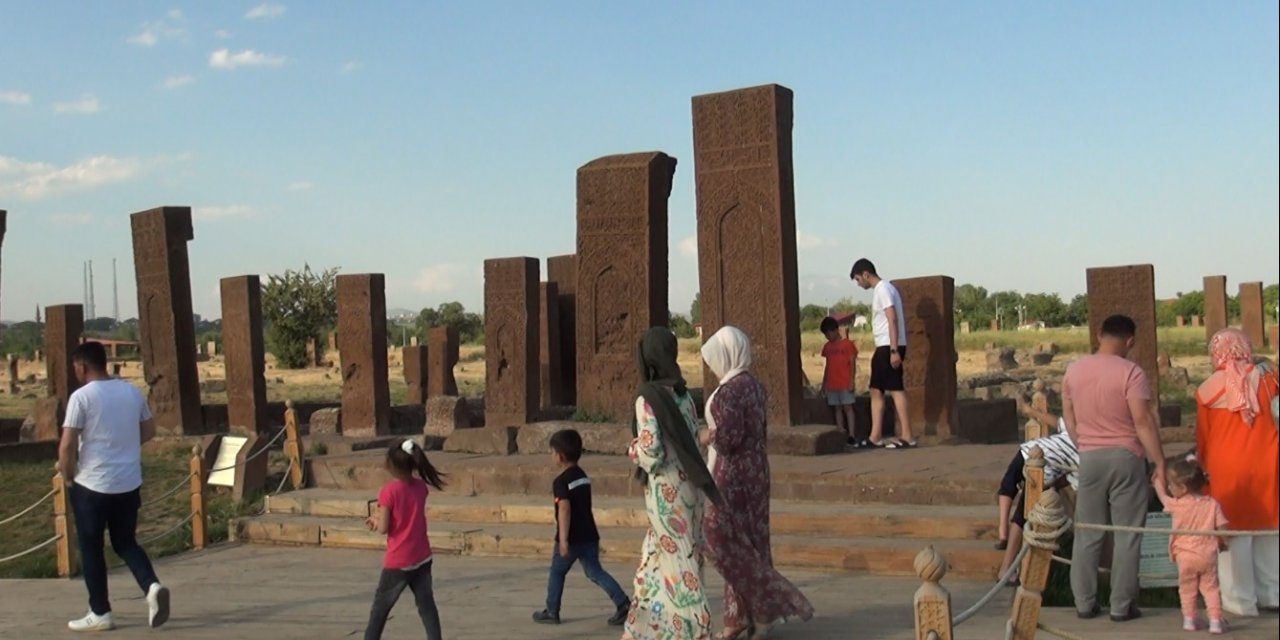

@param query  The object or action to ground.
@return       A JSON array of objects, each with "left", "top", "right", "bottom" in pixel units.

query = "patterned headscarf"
[{"left": 1209, "top": 328, "right": 1261, "bottom": 425}]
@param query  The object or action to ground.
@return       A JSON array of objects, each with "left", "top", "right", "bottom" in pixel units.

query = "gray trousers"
[{"left": 1071, "top": 447, "right": 1149, "bottom": 616}]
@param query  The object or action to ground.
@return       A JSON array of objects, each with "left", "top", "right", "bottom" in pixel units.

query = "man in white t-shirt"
[
  {"left": 850, "top": 258, "right": 916, "bottom": 448},
  {"left": 57, "top": 341, "right": 170, "bottom": 632}
]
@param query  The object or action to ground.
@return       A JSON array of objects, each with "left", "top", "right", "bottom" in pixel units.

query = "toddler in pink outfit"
[{"left": 1154, "top": 455, "right": 1229, "bottom": 634}]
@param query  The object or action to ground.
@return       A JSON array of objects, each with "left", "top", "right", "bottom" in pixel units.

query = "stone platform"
[{"left": 3, "top": 545, "right": 1274, "bottom": 639}]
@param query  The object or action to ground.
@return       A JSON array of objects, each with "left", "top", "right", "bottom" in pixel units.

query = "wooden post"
[
  {"left": 283, "top": 400, "right": 305, "bottom": 490},
  {"left": 912, "top": 546, "right": 953, "bottom": 640},
  {"left": 52, "top": 468, "right": 77, "bottom": 578},
  {"left": 1009, "top": 447, "right": 1054, "bottom": 640},
  {"left": 1024, "top": 419, "right": 1045, "bottom": 442},
  {"left": 190, "top": 445, "right": 207, "bottom": 550}
]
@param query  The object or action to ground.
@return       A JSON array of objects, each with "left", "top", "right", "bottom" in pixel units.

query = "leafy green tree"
[
  {"left": 690, "top": 293, "right": 701, "bottom": 325},
  {"left": 0, "top": 321, "right": 43, "bottom": 359},
  {"left": 1065, "top": 294, "right": 1089, "bottom": 327},
  {"left": 413, "top": 301, "right": 483, "bottom": 343},
  {"left": 670, "top": 314, "right": 697, "bottom": 339},
  {"left": 261, "top": 265, "right": 339, "bottom": 368},
  {"left": 1265, "top": 284, "right": 1279, "bottom": 321},
  {"left": 1022, "top": 293, "right": 1067, "bottom": 327}
]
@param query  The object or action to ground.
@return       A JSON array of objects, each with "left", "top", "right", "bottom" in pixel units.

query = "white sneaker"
[
  {"left": 1209, "top": 618, "right": 1226, "bottom": 635},
  {"left": 68, "top": 611, "right": 115, "bottom": 632},
  {"left": 146, "top": 582, "right": 170, "bottom": 628},
  {"left": 1182, "top": 617, "right": 1198, "bottom": 631}
]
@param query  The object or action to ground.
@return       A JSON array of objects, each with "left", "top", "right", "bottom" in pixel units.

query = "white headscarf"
[{"left": 700, "top": 326, "right": 753, "bottom": 470}]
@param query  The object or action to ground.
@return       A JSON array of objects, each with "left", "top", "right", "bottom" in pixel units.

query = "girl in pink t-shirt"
[
  {"left": 363, "top": 440, "right": 447, "bottom": 640},
  {"left": 1154, "top": 455, "right": 1229, "bottom": 635}
]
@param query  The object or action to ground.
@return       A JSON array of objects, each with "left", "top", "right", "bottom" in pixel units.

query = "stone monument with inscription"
[
  {"left": 576, "top": 152, "right": 674, "bottom": 421},
  {"left": 1203, "top": 275, "right": 1228, "bottom": 340},
  {"left": 539, "top": 283, "right": 563, "bottom": 410},
  {"left": 35, "top": 304, "right": 84, "bottom": 441},
  {"left": 692, "top": 83, "right": 803, "bottom": 427},
  {"left": 1087, "top": 265, "right": 1160, "bottom": 421},
  {"left": 427, "top": 326, "right": 459, "bottom": 397},
  {"left": 546, "top": 255, "right": 578, "bottom": 406},
  {"left": 1239, "top": 281, "right": 1265, "bottom": 348},
  {"left": 337, "top": 274, "right": 391, "bottom": 436},
  {"left": 221, "top": 276, "right": 268, "bottom": 435},
  {"left": 403, "top": 345, "right": 428, "bottom": 405},
  {"left": 891, "top": 277, "right": 957, "bottom": 437},
  {"left": 483, "top": 258, "right": 539, "bottom": 428}
]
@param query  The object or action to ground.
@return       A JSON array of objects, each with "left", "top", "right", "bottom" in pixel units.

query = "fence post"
[
  {"left": 913, "top": 546, "right": 953, "bottom": 640},
  {"left": 51, "top": 467, "right": 77, "bottom": 578},
  {"left": 1009, "top": 447, "right": 1051, "bottom": 640},
  {"left": 284, "top": 400, "right": 305, "bottom": 490},
  {"left": 190, "top": 445, "right": 207, "bottom": 550}
]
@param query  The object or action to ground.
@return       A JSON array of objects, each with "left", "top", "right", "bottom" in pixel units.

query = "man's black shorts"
[{"left": 869, "top": 345, "right": 907, "bottom": 391}]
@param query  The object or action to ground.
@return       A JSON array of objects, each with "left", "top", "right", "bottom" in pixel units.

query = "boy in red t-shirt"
[{"left": 820, "top": 317, "right": 859, "bottom": 446}]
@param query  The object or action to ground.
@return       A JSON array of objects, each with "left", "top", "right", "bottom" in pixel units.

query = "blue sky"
[{"left": 2, "top": 1, "right": 1277, "bottom": 322}]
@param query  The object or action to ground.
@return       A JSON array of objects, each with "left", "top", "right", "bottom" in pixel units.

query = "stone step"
[
  {"left": 229, "top": 514, "right": 1004, "bottom": 580},
  {"left": 304, "top": 448, "right": 1007, "bottom": 506},
  {"left": 267, "top": 489, "right": 1001, "bottom": 541}
]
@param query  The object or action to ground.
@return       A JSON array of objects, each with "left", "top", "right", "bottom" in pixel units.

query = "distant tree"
[
  {"left": 690, "top": 293, "right": 701, "bottom": 325},
  {"left": 83, "top": 317, "right": 117, "bottom": 335},
  {"left": 1265, "top": 284, "right": 1279, "bottom": 321},
  {"left": 799, "top": 304, "right": 829, "bottom": 333},
  {"left": 413, "top": 301, "right": 483, "bottom": 343},
  {"left": 1065, "top": 294, "right": 1089, "bottom": 327},
  {"left": 261, "top": 264, "right": 339, "bottom": 369},
  {"left": 670, "top": 314, "right": 697, "bottom": 339},
  {"left": 0, "top": 321, "right": 42, "bottom": 359},
  {"left": 1022, "top": 293, "right": 1068, "bottom": 327}
]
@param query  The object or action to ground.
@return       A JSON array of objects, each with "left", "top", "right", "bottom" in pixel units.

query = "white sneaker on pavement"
[
  {"left": 68, "top": 611, "right": 115, "bottom": 632},
  {"left": 146, "top": 582, "right": 170, "bottom": 628}
]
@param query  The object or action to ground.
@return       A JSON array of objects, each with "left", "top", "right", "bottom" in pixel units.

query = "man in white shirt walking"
[
  {"left": 850, "top": 259, "right": 916, "bottom": 448},
  {"left": 58, "top": 341, "right": 170, "bottom": 631}
]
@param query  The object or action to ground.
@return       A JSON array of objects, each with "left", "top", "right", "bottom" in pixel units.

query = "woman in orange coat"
[{"left": 1195, "top": 328, "right": 1279, "bottom": 617}]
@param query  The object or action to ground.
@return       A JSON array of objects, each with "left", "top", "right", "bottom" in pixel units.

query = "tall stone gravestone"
[
  {"left": 692, "top": 84, "right": 803, "bottom": 426},
  {"left": 1203, "top": 275, "right": 1228, "bottom": 340},
  {"left": 403, "top": 345, "right": 428, "bottom": 405},
  {"left": 546, "top": 255, "right": 578, "bottom": 406},
  {"left": 539, "top": 282, "right": 562, "bottom": 410},
  {"left": 427, "top": 326, "right": 459, "bottom": 396},
  {"left": 0, "top": 211, "right": 5, "bottom": 343},
  {"left": 35, "top": 304, "right": 84, "bottom": 440},
  {"left": 1087, "top": 265, "right": 1160, "bottom": 421},
  {"left": 220, "top": 276, "right": 268, "bottom": 435},
  {"left": 1239, "top": 282, "right": 1265, "bottom": 348},
  {"left": 576, "top": 153, "right": 674, "bottom": 421},
  {"left": 890, "top": 277, "right": 957, "bottom": 437},
  {"left": 483, "top": 258, "right": 539, "bottom": 428},
  {"left": 131, "top": 207, "right": 204, "bottom": 434},
  {"left": 337, "top": 274, "right": 391, "bottom": 436}
]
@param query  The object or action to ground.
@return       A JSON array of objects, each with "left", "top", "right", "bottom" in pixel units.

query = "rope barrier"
[
  {"left": 272, "top": 458, "right": 295, "bottom": 496},
  {"left": 952, "top": 543, "right": 1029, "bottom": 626},
  {"left": 141, "top": 473, "right": 196, "bottom": 509},
  {"left": 1025, "top": 492, "right": 1073, "bottom": 551},
  {"left": 1073, "top": 522, "right": 1278, "bottom": 537},
  {"left": 0, "top": 534, "right": 61, "bottom": 564},
  {"left": 207, "top": 427, "right": 288, "bottom": 474},
  {"left": 139, "top": 513, "right": 195, "bottom": 546},
  {"left": 0, "top": 489, "right": 57, "bottom": 527},
  {"left": 1036, "top": 623, "right": 1091, "bottom": 640}
]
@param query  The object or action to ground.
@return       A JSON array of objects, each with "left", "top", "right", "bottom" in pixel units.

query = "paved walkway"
[{"left": 2, "top": 544, "right": 1275, "bottom": 639}]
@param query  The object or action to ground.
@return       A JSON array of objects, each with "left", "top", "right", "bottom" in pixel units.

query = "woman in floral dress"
[
  {"left": 624, "top": 327, "right": 721, "bottom": 640},
  {"left": 699, "top": 326, "right": 814, "bottom": 639}
]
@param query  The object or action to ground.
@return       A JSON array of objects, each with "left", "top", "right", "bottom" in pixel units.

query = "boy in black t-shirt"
[{"left": 532, "top": 429, "right": 631, "bottom": 626}]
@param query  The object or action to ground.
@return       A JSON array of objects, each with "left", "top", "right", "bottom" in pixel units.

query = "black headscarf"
[{"left": 633, "top": 327, "right": 721, "bottom": 505}]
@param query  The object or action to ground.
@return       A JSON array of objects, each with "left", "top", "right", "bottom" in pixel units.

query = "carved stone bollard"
[
  {"left": 913, "top": 546, "right": 953, "bottom": 640},
  {"left": 190, "top": 445, "right": 207, "bottom": 550},
  {"left": 283, "top": 400, "right": 306, "bottom": 490},
  {"left": 1009, "top": 447, "right": 1069, "bottom": 640}
]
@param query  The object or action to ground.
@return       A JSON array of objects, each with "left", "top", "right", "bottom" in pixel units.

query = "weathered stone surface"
[
  {"left": 545, "top": 255, "right": 577, "bottom": 406},
  {"left": 7, "top": 356, "right": 17, "bottom": 395},
  {"left": 1203, "top": 275, "right": 1228, "bottom": 340},
  {"left": 389, "top": 404, "right": 426, "bottom": 435},
  {"left": 766, "top": 425, "right": 846, "bottom": 456},
  {"left": 693, "top": 84, "right": 803, "bottom": 427},
  {"left": 483, "top": 258, "right": 539, "bottom": 428},
  {"left": 1159, "top": 404, "right": 1183, "bottom": 428},
  {"left": 427, "top": 326, "right": 459, "bottom": 397},
  {"left": 337, "top": 274, "right": 391, "bottom": 437},
  {"left": 1087, "top": 265, "right": 1159, "bottom": 418},
  {"left": 424, "top": 396, "right": 472, "bottom": 437},
  {"left": 1239, "top": 281, "right": 1265, "bottom": 348},
  {"left": 403, "top": 346, "right": 428, "bottom": 405},
  {"left": 516, "top": 421, "right": 633, "bottom": 456},
  {"left": 576, "top": 152, "right": 674, "bottom": 422},
  {"left": 131, "top": 207, "right": 203, "bottom": 434},
  {"left": 986, "top": 348, "right": 1017, "bottom": 372},
  {"left": 35, "top": 305, "right": 84, "bottom": 441},
  {"left": 538, "top": 282, "right": 562, "bottom": 410},
  {"left": 199, "top": 379, "right": 227, "bottom": 393},
  {"left": 1031, "top": 352, "right": 1054, "bottom": 366},
  {"left": 443, "top": 426, "right": 519, "bottom": 455},
  {"left": 33, "top": 397, "right": 61, "bottom": 442},
  {"left": 956, "top": 399, "right": 1019, "bottom": 444},
  {"left": 221, "top": 276, "right": 268, "bottom": 435},
  {"left": 891, "top": 276, "right": 958, "bottom": 437},
  {"left": 309, "top": 407, "right": 341, "bottom": 435},
  {"left": 1191, "top": 315, "right": 1202, "bottom": 328}
]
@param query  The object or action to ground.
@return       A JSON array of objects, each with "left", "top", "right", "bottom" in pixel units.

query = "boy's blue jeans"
[{"left": 545, "top": 541, "right": 629, "bottom": 616}]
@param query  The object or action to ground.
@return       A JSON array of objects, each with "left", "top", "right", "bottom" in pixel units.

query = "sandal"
[
  {"left": 994, "top": 539, "right": 1008, "bottom": 551},
  {"left": 885, "top": 439, "right": 917, "bottom": 449}
]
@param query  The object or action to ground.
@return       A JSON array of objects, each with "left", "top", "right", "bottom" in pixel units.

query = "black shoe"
[
  {"left": 1077, "top": 604, "right": 1101, "bottom": 619},
  {"left": 533, "top": 610, "right": 560, "bottom": 624},
  {"left": 608, "top": 605, "right": 629, "bottom": 626},
  {"left": 846, "top": 436, "right": 859, "bottom": 447},
  {"left": 1110, "top": 607, "right": 1142, "bottom": 622}
]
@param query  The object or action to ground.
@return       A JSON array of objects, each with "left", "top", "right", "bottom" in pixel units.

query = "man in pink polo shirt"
[{"left": 1063, "top": 314, "right": 1167, "bottom": 623}]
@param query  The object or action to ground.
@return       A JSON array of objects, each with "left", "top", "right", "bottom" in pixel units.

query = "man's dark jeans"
[
  {"left": 545, "top": 541, "right": 629, "bottom": 616},
  {"left": 69, "top": 484, "right": 160, "bottom": 616},
  {"left": 365, "top": 560, "right": 442, "bottom": 640}
]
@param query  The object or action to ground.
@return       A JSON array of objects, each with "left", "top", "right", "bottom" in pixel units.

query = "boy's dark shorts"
[{"left": 869, "top": 346, "right": 907, "bottom": 391}]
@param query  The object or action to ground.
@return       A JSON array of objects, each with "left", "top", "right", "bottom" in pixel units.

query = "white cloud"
[
  {"left": 53, "top": 93, "right": 102, "bottom": 114},
  {"left": 127, "top": 11, "right": 186, "bottom": 47},
  {"left": 0, "top": 154, "right": 140, "bottom": 200},
  {"left": 49, "top": 213, "right": 95, "bottom": 226},
  {"left": 796, "top": 230, "right": 836, "bottom": 250},
  {"left": 159, "top": 74, "right": 195, "bottom": 90},
  {"left": 167, "top": 9, "right": 184, "bottom": 21},
  {"left": 678, "top": 235, "right": 698, "bottom": 258},
  {"left": 286, "top": 181, "right": 313, "bottom": 192},
  {"left": 339, "top": 60, "right": 360, "bottom": 74},
  {"left": 128, "top": 29, "right": 159, "bottom": 46},
  {"left": 0, "top": 90, "right": 31, "bottom": 106},
  {"left": 209, "top": 48, "right": 287, "bottom": 70},
  {"left": 214, "top": 29, "right": 232, "bottom": 39},
  {"left": 413, "top": 264, "right": 470, "bottom": 294},
  {"left": 194, "top": 205, "right": 258, "bottom": 221},
  {"left": 245, "top": 3, "right": 286, "bottom": 19}
]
